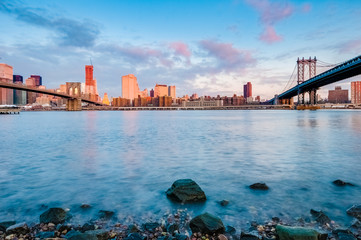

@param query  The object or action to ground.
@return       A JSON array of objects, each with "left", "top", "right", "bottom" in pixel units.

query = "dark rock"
[
  {"left": 128, "top": 224, "right": 141, "bottom": 233},
  {"left": 347, "top": 205, "right": 361, "bottom": 220},
  {"left": 333, "top": 230, "right": 356, "bottom": 240},
  {"left": 333, "top": 179, "right": 354, "bottom": 187},
  {"left": 0, "top": 221, "right": 16, "bottom": 232},
  {"left": 57, "top": 224, "right": 72, "bottom": 233},
  {"left": 350, "top": 220, "right": 361, "bottom": 229},
  {"left": 40, "top": 207, "right": 67, "bottom": 224},
  {"left": 98, "top": 210, "right": 115, "bottom": 220},
  {"left": 167, "top": 223, "right": 179, "bottom": 234},
  {"left": 81, "top": 223, "right": 95, "bottom": 232},
  {"left": 276, "top": 225, "right": 319, "bottom": 240},
  {"left": 80, "top": 204, "right": 92, "bottom": 209},
  {"left": 175, "top": 233, "right": 188, "bottom": 240},
  {"left": 225, "top": 225, "right": 236, "bottom": 235},
  {"left": 240, "top": 232, "right": 259, "bottom": 240},
  {"left": 272, "top": 217, "right": 280, "bottom": 223},
  {"left": 310, "top": 209, "right": 331, "bottom": 225},
  {"left": 125, "top": 232, "right": 146, "bottom": 240},
  {"left": 189, "top": 212, "right": 225, "bottom": 234},
  {"left": 6, "top": 222, "right": 30, "bottom": 235},
  {"left": 220, "top": 200, "right": 229, "bottom": 206},
  {"left": 166, "top": 179, "right": 206, "bottom": 203},
  {"left": 66, "top": 229, "right": 108, "bottom": 240},
  {"left": 85, "top": 230, "right": 109, "bottom": 240},
  {"left": 318, "top": 233, "right": 328, "bottom": 240},
  {"left": 143, "top": 222, "right": 159, "bottom": 232},
  {"left": 36, "top": 231, "right": 55, "bottom": 239},
  {"left": 249, "top": 183, "right": 269, "bottom": 190}
]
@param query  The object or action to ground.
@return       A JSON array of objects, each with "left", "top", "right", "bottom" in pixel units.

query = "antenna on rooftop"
[{"left": 90, "top": 58, "right": 93, "bottom": 66}]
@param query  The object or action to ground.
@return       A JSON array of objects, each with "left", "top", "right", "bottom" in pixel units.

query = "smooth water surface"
[{"left": 1, "top": 110, "right": 361, "bottom": 227}]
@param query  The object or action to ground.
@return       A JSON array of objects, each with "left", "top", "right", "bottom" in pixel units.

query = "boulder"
[
  {"left": 6, "top": 222, "right": 30, "bottom": 235},
  {"left": 249, "top": 183, "right": 269, "bottom": 190},
  {"left": 333, "top": 229, "right": 356, "bottom": 240},
  {"left": 220, "top": 200, "right": 229, "bottom": 206},
  {"left": 276, "top": 225, "right": 319, "bottom": 240},
  {"left": 310, "top": 209, "right": 331, "bottom": 225},
  {"left": 98, "top": 210, "right": 115, "bottom": 220},
  {"left": 189, "top": 212, "right": 225, "bottom": 234},
  {"left": 0, "top": 221, "right": 16, "bottom": 232},
  {"left": 40, "top": 208, "right": 67, "bottom": 224},
  {"left": 347, "top": 205, "right": 361, "bottom": 220},
  {"left": 333, "top": 180, "right": 354, "bottom": 186},
  {"left": 166, "top": 179, "right": 206, "bottom": 203},
  {"left": 225, "top": 225, "right": 236, "bottom": 235},
  {"left": 240, "top": 232, "right": 260, "bottom": 240}
]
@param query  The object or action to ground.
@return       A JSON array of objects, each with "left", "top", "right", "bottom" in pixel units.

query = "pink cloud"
[
  {"left": 302, "top": 3, "right": 312, "bottom": 13},
  {"left": 259, "top": 26, "right": 283, "bottom": 43},
  {"left": 246, "top": 0, "right": 294, "bottom": 43},
  {"left": 199, "top": 40, "right": 255, "bottom": 71},
  {"left": 339, "top": 39, "right": 361, "bottom": 54},
  {"left": 169, "top": 42, "right": 191, "bottom": 58}
]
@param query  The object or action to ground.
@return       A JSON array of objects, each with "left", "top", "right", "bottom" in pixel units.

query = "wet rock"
[
  {"left": 276, "top": 225, "right": 319, "bottom": 240},
  {"left": 80, "top": 204, "right": 92, "bottom": 209},
  {"left": 333, "top": 180, "right": 354, "bottom": 187},
  {"left": 66, "top": 229, "right": 108, "bottom": 240},
  {"left": 347, "top": 205, "right": 361, "bottom": 220},
  {"left": 225, "top": 226, "right": 236, "bottom": 235},
  {"left": 350, "top": 220, "right": 361, "bottom": 230},
  {"left": 310, "top": 209, "right": 331, "bottom": 225},
  {"left": 98, "top": 210, "right": 115, "bottom": 220},
  {"left": 5, "top": 222, "right": 30, "bottom": 235},
  {"left": 143, "top": 222, "right": 160, "bottom": 232},
  {"left": 167, "top": 223, "right": 179, "bottom": 234},
  {"left": 128, "top": 224, "right": 141, "bottom": 233},
  {"left": 189, "top": 212, "right": 225, "bottom": 234},
  {"left": 218, "top": 234, "right": 228, "bottom": 240},
  {"left": 175, "top": 233, "right": 188, "bottom": 240},
  {"left": 0, "top": 221, "right": 16, "bottom": 232},
  {"left": 240, "top": 232, "right": 259, "bottom": 240},
  {"left": 333, "top": 229, "right": 356, "bottom": 240},
  {"left": 40, "top": 208, "right": 68, "bottom": 224},
  {"left": 81, "top": 223, "right": 95, "bottom": 232},
  {"left": 36, "top": 231, "right": 55, "bottom": 239},
  {"left": 318, "top": 233, "right": 328, "bottom": 240},
  {"left": 249, "top": 183, "right": 269, "bottom": 190},
  {"left": 166, "top": 179, "right": 206, "bottom": 203},
  {"left": 220, "top": 200, "right": 229, "bottom": 206},
  {"left": 125, "top": 232, "right": 147, "bottom": 240}
]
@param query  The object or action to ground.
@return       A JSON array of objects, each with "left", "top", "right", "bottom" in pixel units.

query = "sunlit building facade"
[
  {"left": 168, "top": 86, "right": 176, "bottom": 99},
  {"left": 122, "top": 74, "right": 140, "bottom": 100},
  {"left": 154, "top": 84, "right": 168, "bottom": 97},
  {"left": 351, "top": 81, "right": 361, "bottom": 104},
  {"left": 0, "top": 63, "right": 14, "bottom": 104}
]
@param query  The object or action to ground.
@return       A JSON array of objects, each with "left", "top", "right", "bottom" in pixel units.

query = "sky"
[{"left": 0, "top": 0, "right": 361, "bottom": 100}]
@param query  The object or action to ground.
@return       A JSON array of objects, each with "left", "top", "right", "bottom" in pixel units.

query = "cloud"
[
  {"left": 0, "top": 1, "right": 100, "bottom": 47},
  {"left": 245, "top": 0, "right": 293, "bottom": 44},
  {"left": 339, "top": 39, "right": 361, "bottom": 54},
  {"left": 259, "top": 25, "right": 282, "bottom": 43},
  {"left": 199, "top": 40, "right": 256, "bottom": 71},
  {"left": 169, "top": 42, "right": 191, "bottom": 58}
]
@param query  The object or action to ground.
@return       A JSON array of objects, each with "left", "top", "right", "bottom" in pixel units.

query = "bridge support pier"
[
  {"left": 298, "top": 92, "right": 305, "bottom": 105},
  {"left": 310, "top": 89, "right": 317, "bottom": 105},
  {"left": 66, "top": 98, "right": 82, "bottom": 111}
]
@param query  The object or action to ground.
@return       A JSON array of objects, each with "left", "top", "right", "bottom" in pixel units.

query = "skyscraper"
[
  {"left": 122, "top": 74, "right": 140, "bottom": 100},
  {"left": 85, "top": 65, "right": 95, "bottom": 95},
  {"left": 30, "top": 75, "right": 42, "bottom": 86},
  {"left": 351, "top": 81, "right": 361, "bottom": 104},
  {"left": 154, "top": 84, "right": 168, "bottom": 97},
  {"left": 0, "top": 63, "right": 14, "bottom": 105},
  {"left": 243, "top": 82, "right": 252, "bottom": 98},
  {"left": 13, "top": 75, "right": 26, "bottom": 105},
  {"left": 168, "top": 86, "right": 176, "bottom": 99}
]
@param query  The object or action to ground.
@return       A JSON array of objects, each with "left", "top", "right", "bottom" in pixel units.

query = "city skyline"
[{"left": 1, "top": 0, "right": 361, "bottom": 99}]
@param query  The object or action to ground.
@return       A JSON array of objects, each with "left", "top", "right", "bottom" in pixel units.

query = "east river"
[{"left": 1, "top": 110, "right": 361, "bottom": 228}]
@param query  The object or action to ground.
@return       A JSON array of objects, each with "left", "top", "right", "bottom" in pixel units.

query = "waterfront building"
[
  {"left": 102, "top": 93, "right": 110, "bottom": 105},
  {"left": 112, "top": 97, "right": 131, "bottom": 107},
  {"left": 328, "top": 86, "right": 348, "bottom": 103},
  {"left": 154, "top": 84, "right": 168, "bottom": 97},
  {"left": 182, "top": 97, "right": 223, "bottom": 107},
  {"left": 122, "top": 74, "right": 140, "bottom": 101},
  {"left": 168, "top": 86, "right": 176, "bottom": 99},
  {"left": 244, "top": 82, "right": 252, "bottom": 99},
  {"left": 13, "top": 75, "right": 26, "bottom": 105},
  {"left": 159, "top": 96, "right": 173, "bottom": 107},
  {"left": 0, "top": 63, "right": 14, "bottom": 105},
  {"left": 351, "top": 81, "right": 361, "bottom": 104}
]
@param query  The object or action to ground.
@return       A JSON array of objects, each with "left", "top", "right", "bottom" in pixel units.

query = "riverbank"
[{"left": 1, "top": 206, "right": 360, "bottom": 240}]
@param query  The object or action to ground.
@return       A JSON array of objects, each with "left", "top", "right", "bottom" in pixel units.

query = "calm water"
[{"left": 1, "top": 110, "right": 361, "bottom": 228}]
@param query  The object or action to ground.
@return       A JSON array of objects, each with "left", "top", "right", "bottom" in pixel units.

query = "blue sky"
[{"left": 0, "top": 0, "right": 361, "bottom": 99}]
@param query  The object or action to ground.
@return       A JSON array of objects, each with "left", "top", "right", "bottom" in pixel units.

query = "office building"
[
  {"left": 30, "top": 75, "right": 42, "bottom": 86},
  {"left": 13, "top": 75, "right": 26, "bottom": 105},
  {"left": 154, "top": 84, "right": 168, "bottom": 97},
  {"left": 122, "top": 74, "right": 140, "bottom": 100},
  {"left": 168, "top": 86, "right": 176, "bottom": 99},
  {"left": 0, "top": 63, "right": 14, "bottom": 104},
  {"left": 243, "top": 82, "right": 252, "bottom": 98},
  {"left": 351, "top": 81, "right": 361, "bottom": 104}
]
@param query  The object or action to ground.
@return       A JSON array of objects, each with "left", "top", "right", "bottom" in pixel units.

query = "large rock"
[
  {"left": 0, "top": 221, "right": 16, "bottom": 232},
  {"left": 66, "top": 229, "right": 109, "bottom": 240},
  {"left": 166, "top": 179, "right": 206, "bottom": 203},
  {"left": 40, "top": 207, "right": 67, "bottom": 224},
  {"left": 98, "top": 210, "right": 115, "bottom": 220},
  {"left": 6, "top": 222, "right": 30, "bottom": 235},
  {"left": 333, "top": 229, "right": 356, "bottom": 240},
  {"left": 276, "top": 225, "right": 319, "bottom": 240},
  {"left": 333, "top": 180, "right": 354, "bottom": 186},
  {"left": 189, "top": 212, "right": 225, "bottom": 234},
  {"left": 249, "top": 183, "right": 269, "bottom": 190},
  {"left": 240, "top": 232, "right": 260, "bottom": 240},
  {"left": 142, "top": 222, "right": 159, "bottom": 232},
  {"left": 310, "top": 209, "right": 331, "bottom": 225},
  {"left": 347, "top": 205, "right": 361, "bottom": 220}
]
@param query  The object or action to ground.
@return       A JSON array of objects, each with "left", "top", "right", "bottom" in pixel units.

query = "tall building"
[
  {"left": 0, "top": 63, "right": 14, "bottom": 104},
  {"left": 30, "top": 75, "right": 42, "bottom": 86},
  {"left": 13, "top": 75, "right": 26, "bottom": 105},
  {"left": 122, "top": 74, "right": 140, "bottom": 100},
  {"left": 85, "top": 65, "right": 98, "bottom": 96},
  {"left": 154, "top": 84, "right": 168, "bottom": 97},
  {"left": 150, "top": 89, "right": 154, "bottom": 97},
  {"left": 25, "top": 77, "right": 37, "bottom": 104},
  {"left": 243, "top": 82, "right": 252, "bottom": 98},
  {"left": 328, "top": 86, "right": 348, "bottom": 103},
  {"left": 168, "top": 86, "right": 176, "bottom": 99},
  {"left": 351, "top": 81, "right": 361, "bottom": 104}
]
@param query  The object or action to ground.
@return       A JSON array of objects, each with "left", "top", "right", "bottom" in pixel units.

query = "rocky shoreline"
[{"left": 1, "top": 179, "right": 360, "bottom": 240}]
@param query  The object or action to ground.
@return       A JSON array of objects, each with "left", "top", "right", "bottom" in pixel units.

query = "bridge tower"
[
  {"left": 66, "top": 82, "right": 82, "bottom": 111},
  {"left": 297, "top": 57, "right": 317, "bottom": 105}
]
